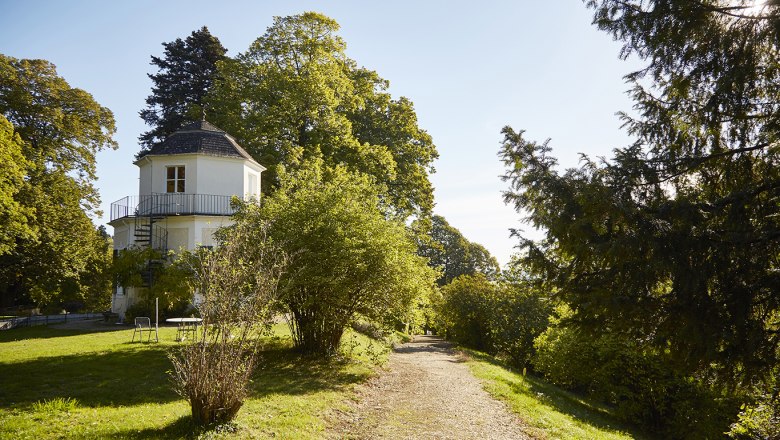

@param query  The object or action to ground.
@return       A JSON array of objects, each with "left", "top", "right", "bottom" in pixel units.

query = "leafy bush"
[
  {"left": 436, "top": 273, "right": 551, "bottom": 369},
  {"left": 123, "top": 302, "right": 149, "bottom": 324},
  {"left": 351, "top": 320, "right": 385, "bottom": 340},
  {"left": 533, "top": 305, "right": 739, "bottom": 438},
  {"left": 437, "top": 274, "right": 496, "bottom": 351},
  {"left": 113, "top": 246, "right": 196, "bottom": 322},
  {"left": 169, "top": 220, "right": 285, "bottom": 426},
  {"left": 490, "top": 286, "right": 551, "bottom": 369},
  {"left": 248, "top": 163, "right": 436, "bottom": 356},
  {"left": 728, "top": 373, "right": 780, "bottom": 440}
]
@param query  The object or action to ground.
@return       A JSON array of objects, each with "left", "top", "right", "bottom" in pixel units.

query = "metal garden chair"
[{"left": 131, "top": 316, "right": 157, "bottom": 342}]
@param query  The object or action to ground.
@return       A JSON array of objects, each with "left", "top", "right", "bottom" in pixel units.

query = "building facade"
[{"left": 108, "top": 121, "right": 264, "bottom": 318}]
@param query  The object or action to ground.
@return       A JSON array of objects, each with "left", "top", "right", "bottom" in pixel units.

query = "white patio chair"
[{"left": 131, "top": 317, "right": 157, "bottom": 342}]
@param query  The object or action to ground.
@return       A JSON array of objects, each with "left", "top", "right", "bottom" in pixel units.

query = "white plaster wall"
[
  {"left": 156, "top": 215, "right": 234, "bottom": 250},
  {"left": 136, "top": 154, "right": 264, "bottom": 198},
  {"left": 137, "top": 157, "right": 153, "bottom": 196},
  {"left": 194, "top": 156, "right": 244, "bottom": 196},
  {"left": 200, "top": 228, "right": 218, "bottom": 247},
  {"left": 137, "top": 155, "right": 199, "bottom": 195},
  {"left": 165, "top": 227, "right": 189, "bottom": 253},
  {"left": 112, "top": 222, "right": 131, "bottom": 250}
]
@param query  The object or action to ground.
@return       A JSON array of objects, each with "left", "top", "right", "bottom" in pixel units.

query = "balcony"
[{"left": 110, "top": 193, "right": 238, "bottom": 221}]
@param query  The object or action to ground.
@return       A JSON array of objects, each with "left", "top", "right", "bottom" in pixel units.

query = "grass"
[
  {"left": 462, "top": 349, "right": 648, "bottom": 440},
  {"left": 0, "top": 322, "right": 389, "bottom": 439}
]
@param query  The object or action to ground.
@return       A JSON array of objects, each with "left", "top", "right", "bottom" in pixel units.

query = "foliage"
[
  {"left": 0, "top": 54, "right": 116, "bottom": 310},
  {"left": 499, "top": 0, "right": 780, "bottom": 386},
  {"left": 533, "top": 305, "right": 739, "bottom": 438},
  {"left": 58, "top": 225, "right": 113, "bottom": 312},
  {"left": 416, "top": 215, "right": 500, "bottom": 286},
  {"left": 437, "top": 274, "right": 497, "bottom": 351},
  {"left": 0, "top": 115, "right": 33, "bottom": 256},
  {"left": 240, "top": 162, "right": 436, "bottom": 356},
  {"left": 437, "top": 272, "right": 551, "bottom": 369},
  {"left": 208, "top": 12, "right": 437, "bottom": 220},
  {"left": 169, "top": 219, "right": 285, "bottom": 426},
  {"left": 728, "top": 369, "right": 780, "bottom": 440},
  {"left": 491, "top": 264, "right": 552, "bottom": 369},
  {"left": 111, "top": 246, "right": 156, "bottom": 291},
  {"left": 112, "top": 245, "right": 200, "bottom": 320},
  {"left": 139, "top": 26, "right": 227, "bottom": 152}
]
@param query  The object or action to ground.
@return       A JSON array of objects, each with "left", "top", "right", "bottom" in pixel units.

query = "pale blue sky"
[{"left": 0, "top": 1, "right": 641, "bottom": 266}]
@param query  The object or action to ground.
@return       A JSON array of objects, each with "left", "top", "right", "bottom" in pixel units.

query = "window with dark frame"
[{"left": 166, "top": 166, "right": 185, "bottom": 193}]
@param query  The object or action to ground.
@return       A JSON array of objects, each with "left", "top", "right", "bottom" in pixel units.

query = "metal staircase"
[{"left": 133, "top": 196, "right": 169, "bottom": 288}]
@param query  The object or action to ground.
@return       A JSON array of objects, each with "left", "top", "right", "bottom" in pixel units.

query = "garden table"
[{"left": 166, "top": 317, "right": 202, "bottom": 341}]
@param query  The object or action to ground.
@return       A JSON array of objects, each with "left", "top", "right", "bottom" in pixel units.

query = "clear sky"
[{"left": 0, "top": 1, "right": 642, "bottom": 266}]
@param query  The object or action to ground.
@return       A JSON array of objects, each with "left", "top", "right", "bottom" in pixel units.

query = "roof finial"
[{"left": 201, "top": 105, "right": 207, "bottom": 122}]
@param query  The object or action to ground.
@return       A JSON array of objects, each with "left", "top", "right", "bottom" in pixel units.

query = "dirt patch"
[{"left": 330, "top": 335, "right": 532, "bottom": 439}]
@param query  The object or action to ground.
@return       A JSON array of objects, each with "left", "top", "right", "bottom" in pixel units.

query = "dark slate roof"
[{"left": 138, "top": 121, "right": 263, "bottom": 168}]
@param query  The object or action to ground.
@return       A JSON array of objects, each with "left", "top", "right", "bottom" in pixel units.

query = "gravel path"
[{"left": 331, "top": 335, "right": 531, "bottom": 439}]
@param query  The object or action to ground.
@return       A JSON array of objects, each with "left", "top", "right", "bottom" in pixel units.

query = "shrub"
[
  {"left": 351, "top": 320, "right": 385, "bottom": 340},
  {"left": 112, "top": 246, "right": 194, "bottom": 321},
  {"left": 490, "top": 284, "right": 551, "bottom": 369},
  {"left": 437, "top": 274, "right": 497, "bottom": 351},
  {"left": 436, "top": 273, "right": 550, "bottom": 369},
  {"left": 533, "top": 305, "right": 739, "bottom": 438},
  {"left": 169, "top": 219, "right": 285, "bottom": 426},
  {"left": 728, "top": 372, "right": 780, "bottom": 440},
  {"left": 250, "top": 164, "right": 437, "bottom": 356}
]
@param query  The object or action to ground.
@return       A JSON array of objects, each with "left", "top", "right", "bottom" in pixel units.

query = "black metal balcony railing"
[{"left": 110, "top": 193, "right": 237, "bottom": 221}]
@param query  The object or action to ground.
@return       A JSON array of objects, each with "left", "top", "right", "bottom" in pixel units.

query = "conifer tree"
[
  {"left": 500, "top": 0, "right": 780, "bottom": 383},
  {"left": 139, "top": 26, "right": 227, "bottom": 153}
]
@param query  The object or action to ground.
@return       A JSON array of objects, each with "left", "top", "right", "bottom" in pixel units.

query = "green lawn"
[
  {"left": 463, "top": 349, "right": 649, "bottom": 440},
  {"left": 0, "top": 322, "right": 388, "bottom": 439}
]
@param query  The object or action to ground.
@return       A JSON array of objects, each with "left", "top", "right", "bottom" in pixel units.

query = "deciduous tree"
[
  {"left": 0, "top": 54, "right": 116, "bottom": 309},
  {"left": 0, "top": 115, "right": 33, "bottom": 256},
  {"left": 416, "top": 215, "right": 500, "bottom": 285},
  {"left": 208, "top": 13, "right": 437, "bottom": 220}
]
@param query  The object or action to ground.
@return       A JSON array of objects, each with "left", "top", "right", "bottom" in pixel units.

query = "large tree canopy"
[
  {"left": 416, "top": 215, "right": 500, "bottom": 286},
  {"left": 139, "top": 26, "right": 227, "bottom": 153},
  {"left": 500, "top": 0, "right": 780, "bottom": 383},
  {"left": 208, "top": 12, "right": 437, "bottom": 220},
  {"left": 0, "top": 54, "right": 116, "bottom": 309},
  {"left": 0, "top": 115, "right": 33, "bottom": 256}
]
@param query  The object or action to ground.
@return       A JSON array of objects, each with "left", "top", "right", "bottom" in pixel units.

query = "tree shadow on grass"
[
  {"left": 249, "top": 344, "right": 374, "bottom": 397},
  {"left": 1, "top": 333, "right": 376, "bottom": 440},
  {"left": 464, "top": 349, "right": 648, "bottom": 439},
  {"left": 104, "top": 416, "right": 197, "bottom": 440},
  {"left": 107, "top": 415, "right": 262, "bottom": 440},
  {"left": 0, "top": 324, "right": 130, "bottom": 342},
  {"left": 2, "top": 338, "right": 372, "bottom": 404},
  {"left": 0, "top": 344, "right": 179, "bottom": 409}
]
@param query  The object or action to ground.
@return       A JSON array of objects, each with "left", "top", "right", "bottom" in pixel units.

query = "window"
[
  {"left": 166, "top": 166, "right": 185, "bottom": 193},
  {"left": 247, "top": 173, "right": 258, "bottom": 197}
]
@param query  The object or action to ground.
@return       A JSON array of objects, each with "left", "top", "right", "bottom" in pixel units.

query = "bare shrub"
[{"left": 168, "top": 219, "right": 285, "bottom": 426}]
